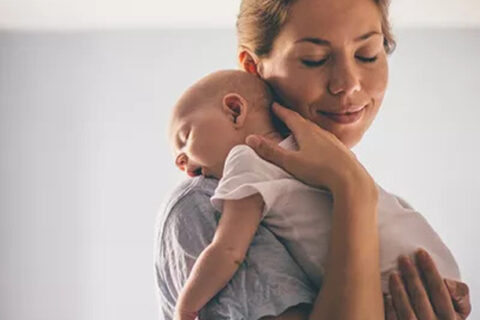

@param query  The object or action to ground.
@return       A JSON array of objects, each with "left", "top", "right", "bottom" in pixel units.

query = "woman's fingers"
[
  {"left": 246, "top": 135, "right": 292, "bottom": 170},
  {"left": 415, "top": 249, "right": 456, "bottom": 319},
  {"left": 389, "top": 272, "right": 418, "bottom": 320},
  {"left": 384, "top": 294, "right": 399, "bottom": 320},
  {"left": 271, "top": 103, "right": 310, "bottom": 143},
  {"left": 444, "top": 279, "right": 471, "bottom": 320},
  {"left": 397, "top": 255, "right": 436, "bottom": 319},
  {"left": 389, "top": 251, "right": 469, "bottom": 320}
]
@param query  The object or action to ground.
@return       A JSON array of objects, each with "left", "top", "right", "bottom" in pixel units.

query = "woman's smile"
[{"left": 316, "top": 104, "right": 367, "bottom": 124}]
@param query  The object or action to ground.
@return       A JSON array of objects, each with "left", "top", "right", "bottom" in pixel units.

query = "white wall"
[
  {"left": 0, "top": 0, "right": 480, "bottom": 30},
  {"left": 0, "top": 29, "right": 479, "bottom": 320}
]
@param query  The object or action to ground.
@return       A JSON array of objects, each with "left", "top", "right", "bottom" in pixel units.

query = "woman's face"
[{"left": 257, "top": 0, "right": 389, "bottom": 148}]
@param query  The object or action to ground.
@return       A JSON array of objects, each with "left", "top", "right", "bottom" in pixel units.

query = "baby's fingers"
[{"left": 246, "top": 135, "right": 293, "bottom": 171}]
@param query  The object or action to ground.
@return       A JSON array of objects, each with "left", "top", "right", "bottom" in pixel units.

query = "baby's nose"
[
  {"left": 175, "top": 153, "right": 188, "bottom": 172},
  {"left": 175, "top": 154, "right": 202, "bottom": 177}
]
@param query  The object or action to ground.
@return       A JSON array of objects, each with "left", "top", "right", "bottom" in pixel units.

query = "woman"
[{"left": 155, "top": 0, "right": 471, "bottom": 318}]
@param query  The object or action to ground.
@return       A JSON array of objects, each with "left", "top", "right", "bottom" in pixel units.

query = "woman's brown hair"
[{"left": 236, "top": 0, "right": 396, "bottom": 57}]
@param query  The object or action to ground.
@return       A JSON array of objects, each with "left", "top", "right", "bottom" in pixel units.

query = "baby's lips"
[
  {"left": 186, "top": 167, "right": 202, "bottom": 177},
  {"left": 186, "top": 170, "right": 197, "bottom": 178}
]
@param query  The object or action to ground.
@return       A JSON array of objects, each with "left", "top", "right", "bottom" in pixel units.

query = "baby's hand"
[{"left": 173, "top": 308, "right": 198, "bottom": 320}]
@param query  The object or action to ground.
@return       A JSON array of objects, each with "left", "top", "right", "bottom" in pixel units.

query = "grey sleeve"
[{"left": 155, "top": 184, "right": 316, "bottom": 320}]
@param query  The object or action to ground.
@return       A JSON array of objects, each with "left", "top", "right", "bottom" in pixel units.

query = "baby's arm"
[{"left": 174, "top": 193, "right": 264, "bottom": 320}]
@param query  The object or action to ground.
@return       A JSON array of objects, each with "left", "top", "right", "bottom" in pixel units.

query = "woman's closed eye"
[
  {"left": 301, "top": 57, "right": 328, "bottom": 67},
  {"left": 301, "top": 55, "right": 378, "bottom": 67},
  {"left": 356, "top": 55, "right": 378, "bottom": 63}
]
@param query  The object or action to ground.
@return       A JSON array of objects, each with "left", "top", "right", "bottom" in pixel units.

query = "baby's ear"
[{"left": 222, "top": 93, "right": 248, "bottom": 128}]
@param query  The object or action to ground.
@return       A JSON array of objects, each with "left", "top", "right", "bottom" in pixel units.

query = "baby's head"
[{"left": 169, "top": 70, "right": 274, "bottom": 179}]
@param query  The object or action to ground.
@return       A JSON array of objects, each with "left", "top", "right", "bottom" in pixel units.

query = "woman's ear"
[
  {"left": 238, "top": 49, "right": 264, "bottom": 77},
  {"left": 222, "top": 93, "right": 248, "bottom": 129}
]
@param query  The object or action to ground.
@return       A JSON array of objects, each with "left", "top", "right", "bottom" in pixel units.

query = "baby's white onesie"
[{"left": 211, "top": 136, "right": 460, "bottom": 291}]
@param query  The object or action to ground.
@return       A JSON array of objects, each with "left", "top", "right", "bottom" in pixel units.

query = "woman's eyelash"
[
  {"left": 356, "top": 55, "right": 378, "bottom": 63},
  {"left": 301, "top": 55, "right": 378, "bottom": 67},
  {"left": 301, "top": 58, "right": 328, "bottom": 67}
]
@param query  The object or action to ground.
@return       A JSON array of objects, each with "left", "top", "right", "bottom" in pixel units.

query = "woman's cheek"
[
  {"left": 367, "top": 57, "right": 388, "bottom": 100},
  {"left": 276, "top": 68, "right": 319, "bottom": 112}
]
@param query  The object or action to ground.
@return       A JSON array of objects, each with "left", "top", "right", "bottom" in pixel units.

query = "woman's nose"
[{"left": 327, "top": 58, "right": 361, "bottom": 96}]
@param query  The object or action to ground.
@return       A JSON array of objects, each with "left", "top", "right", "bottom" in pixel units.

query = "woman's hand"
[
  {"left": 384, "top": 249, "right": 471, "bottom": 320},
  {"left": 246, "top": 102, "right": 374, "bottom": 195}
]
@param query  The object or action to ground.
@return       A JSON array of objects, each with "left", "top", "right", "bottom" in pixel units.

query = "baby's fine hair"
[{"left": 190, "top": 69, "right": 274, "bottom": 112}]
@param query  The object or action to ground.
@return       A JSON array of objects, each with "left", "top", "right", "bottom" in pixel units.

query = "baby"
[{"left": 168, "top": 70, "right": 461, "bottom": 319}]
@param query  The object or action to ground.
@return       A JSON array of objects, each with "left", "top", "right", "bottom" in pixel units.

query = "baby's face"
[{"left": 169, "top": 100, "right": 243, "bottom": 179}]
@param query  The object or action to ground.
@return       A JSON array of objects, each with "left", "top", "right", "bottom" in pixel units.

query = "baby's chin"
[
  {"left": 203, "top": 174, "right": 221, "bottom": 180},
  {"left": 203, "top": 168, "right": 222, "bottom": 180}
]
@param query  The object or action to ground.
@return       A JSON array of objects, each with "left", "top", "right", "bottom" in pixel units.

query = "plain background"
[{"left": 1, "top": 1, "right": 479, "bottom": 320}]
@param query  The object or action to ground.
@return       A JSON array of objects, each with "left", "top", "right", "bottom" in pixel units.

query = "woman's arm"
[
  {"left": 174, "top": 194, "right": 264, "bottom": 319},
  {"left": 250, "top": 103, "right": 472, "bottom": 320},
  {"left": 309, "top": 175, "right": 382, "bottom": 320},
  {"left": 247, "top": 103, "right": 383, "bottom": 320}
]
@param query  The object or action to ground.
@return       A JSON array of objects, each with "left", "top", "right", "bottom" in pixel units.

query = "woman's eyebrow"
[
  {"left": 354, "top": 31, "right": 382, "bottom": 42},
  {"left": 295, "top": 31, "right": 382, "bottom": 46}
]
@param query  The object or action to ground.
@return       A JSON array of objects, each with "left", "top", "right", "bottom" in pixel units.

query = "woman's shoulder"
[
  {"left": 156, "top": 176, "right": 218, "bottom": 226},
  {"left": 155, "top": 177, "right": 219, "bottom": 248},
  {"left": 163, "top": 176, "right": 217, "bottom": 211}
]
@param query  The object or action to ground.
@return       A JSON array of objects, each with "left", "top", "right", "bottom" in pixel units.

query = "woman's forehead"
[{"left": 279, "top": 0, "right": 382, "bottom": 44}]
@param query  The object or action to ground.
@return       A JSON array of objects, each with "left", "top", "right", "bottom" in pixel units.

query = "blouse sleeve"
[{"left": 211, "top": 145, "right": 299, "bottom": 218}]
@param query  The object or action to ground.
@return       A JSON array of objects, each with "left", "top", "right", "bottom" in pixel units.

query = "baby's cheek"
[{"left": 188, "top": 141, "right": 206, "bottom": 162}]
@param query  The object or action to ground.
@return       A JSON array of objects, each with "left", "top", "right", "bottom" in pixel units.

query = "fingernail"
[
  {"left": 389, "top": 271, "right": 401, "bottom": 285},
  {"left": 415, "top": 248, "right": 429, "bottom": 263},
  {"left": 398, "top": 254, "right": 409, "bottom": 263},
  {"left": 398, "top": 255, "right": 411, "bottom": 271},
  {"left": 416, "top": 248, "right": 427, "bottom": 258},
  {"left": 445, "top": 279, "right": 457, "bottom": 295},
  {"left": 246, "top": 135, "right": 260, "bottom": 148}
]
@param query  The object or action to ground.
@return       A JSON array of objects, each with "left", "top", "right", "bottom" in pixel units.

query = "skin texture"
[
  {"left": 252, "top": 0, "right": 388, "bottom": 149},
  {"left": 168, "top": 0, "right": 472, "bottom": 317},
  {"left": 246, "top": 106, "right": 472, "bottom": 320},
  {"left": 169, "top": 70, "right": 279, "bottom": 179},
  {"left": 384, "top": 249, "right": 471, "bottom": 320},
  {"left": 237, "top": 0, "right": 472, "bottom": 318},
  {"left": 248, "top": 104, "right": 383, "bottom": 320}
]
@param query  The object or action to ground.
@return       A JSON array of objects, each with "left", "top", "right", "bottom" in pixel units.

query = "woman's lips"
[{"left": 317, "top": 106, "right": 366, "bottom": 124}]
